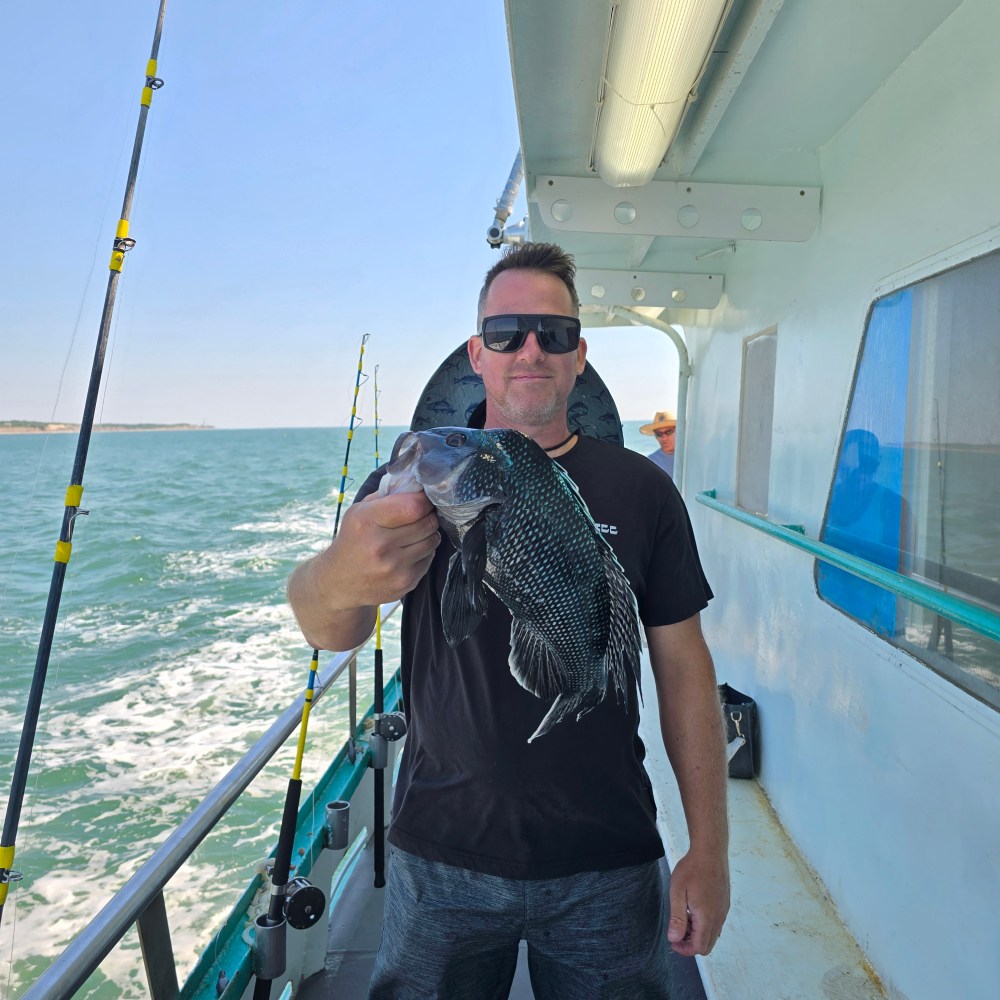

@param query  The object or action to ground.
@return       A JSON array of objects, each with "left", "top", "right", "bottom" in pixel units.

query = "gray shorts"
[{"left": 368, "top": 847, "right": 672, "bottom": 999}]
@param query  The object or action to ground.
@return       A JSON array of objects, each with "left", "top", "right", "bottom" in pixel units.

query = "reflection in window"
[
  {"left": 822, "top": 428, "right": 910, "bottom": 635},
  {"left": 818, "top": 250, "right": 1000, "bottom": 710}
]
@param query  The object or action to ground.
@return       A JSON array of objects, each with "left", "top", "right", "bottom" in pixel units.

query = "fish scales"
[{"left": 380, "top": 427, "right": 642, "bottom": 742}]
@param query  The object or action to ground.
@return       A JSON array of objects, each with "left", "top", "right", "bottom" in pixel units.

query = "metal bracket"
[
  {"left": 577, "top": 268, "right": 723, "bottom": 310},
  {"left": 532, "top": 176, "right": 820, "bottom": 242}
]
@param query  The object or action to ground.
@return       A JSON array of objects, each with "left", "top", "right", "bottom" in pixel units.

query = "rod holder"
[
  {"left": 253, "top": 914, "right": 286, "bottom": 980},
  {"left": 370, "top": 711, "right": 407, "bottom": 769},
  {"left": 325, "top": 800, "right": 350, "bottom": 850},
  {"left": 369, "top": 732, "right": 387, "bottom": 770}
]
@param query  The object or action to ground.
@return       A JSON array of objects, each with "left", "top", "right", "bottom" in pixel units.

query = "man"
[
  {"left": 287, "top": 243, "right": 729, "bottom": 998},
  {"left": 821, "top": 428, "right": 910, "bottom": 637},
  {"left": 641, "top": 410, "right": 677, "bottom": 477}
]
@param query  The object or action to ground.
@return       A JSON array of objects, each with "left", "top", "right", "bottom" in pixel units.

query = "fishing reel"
[
  {"left": 252, "top": 870, "right": 327, "bottom": 982},
  {"left": 369, "top": 711, "right": 407, "bottom": 770},
  {"left": 258, "top": 864, "right": 327, "bottom": 932},
  {"left": 283, "top": 876, "right": 325, "bottom": 930}
]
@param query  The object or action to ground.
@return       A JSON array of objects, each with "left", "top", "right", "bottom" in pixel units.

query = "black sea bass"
[{"left": 378, "top": 427, "right": 642, "bottom": 742}]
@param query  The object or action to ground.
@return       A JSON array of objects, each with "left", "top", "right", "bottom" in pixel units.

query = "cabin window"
[
  {"left": 817, "top": 249, "right": 1000, "bottom": 710},
  {"left": 737, "top": 329, "right": 776, "bottom": 515}
]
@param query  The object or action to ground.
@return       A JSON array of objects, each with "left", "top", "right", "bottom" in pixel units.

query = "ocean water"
[{"left": 0, "top": 423, "right": 657, "bottom": 995}]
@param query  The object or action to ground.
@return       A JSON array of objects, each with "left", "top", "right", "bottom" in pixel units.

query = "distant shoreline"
[
  {"left": 2, "top": 423, "right": 996, "bottom": 452},
  {"left": 0, "top": 423, "right": 213, "bottom": 436}
]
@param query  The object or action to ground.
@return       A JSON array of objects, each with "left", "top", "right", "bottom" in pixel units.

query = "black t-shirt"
[{"left": 356, "top": 434, "right": 712, "bottom": 879}]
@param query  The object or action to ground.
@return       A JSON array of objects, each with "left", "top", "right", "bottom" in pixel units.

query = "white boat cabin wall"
[{"left": 504, "top": 0, "right": 1000, "bottom": 997}]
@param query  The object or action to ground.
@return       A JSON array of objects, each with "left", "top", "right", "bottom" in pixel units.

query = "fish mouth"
[
  {"left": 391, "top": 432, "right": 421, "bottom": 467},
  {"left": 376, "top": 432, "right": 424, "bottom": 495},
  {"left": 418, "top": 451, "right": 476, "bottom": 499},
  {"left": 383, "top": 430, "right": 477, "bottom": 500}
]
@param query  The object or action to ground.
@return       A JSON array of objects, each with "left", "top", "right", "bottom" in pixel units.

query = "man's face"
[
  {"left": 840, "top": 440, "right": 874, "bottom": 484},
  {"left": 655, "top": 426, "right": 676, "bottom": 454},
  {"left": 468, "top": 269, "right": 586, "bottom": 432}
]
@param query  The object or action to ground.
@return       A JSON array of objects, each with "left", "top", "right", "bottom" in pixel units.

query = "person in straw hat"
[{"left": 641, "top": 410, "right": 677, "bottom": 477}]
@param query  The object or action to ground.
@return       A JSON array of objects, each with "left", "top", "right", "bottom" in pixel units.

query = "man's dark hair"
[
  {"left": 477, "top": 242, "right": 580, "bottom": 324},
  {"left": 843, "top": 427, "right": 881, "bottom": 473}
]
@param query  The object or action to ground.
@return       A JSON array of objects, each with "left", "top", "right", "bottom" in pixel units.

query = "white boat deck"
[{"left": 638, "top": 658, "right": 889, "bottom": 1000}]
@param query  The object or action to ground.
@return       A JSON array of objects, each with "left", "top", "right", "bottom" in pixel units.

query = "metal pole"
[
  {"left": 609, "top": 306, "right": 691, "bottom": 491},
  {"left": 486, "top": 151, "right": 524, "bottom": 247}
]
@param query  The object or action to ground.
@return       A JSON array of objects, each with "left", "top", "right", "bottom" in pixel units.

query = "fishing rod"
[
  {"left": 252, "top": 334, "right": 370, "bottom": 999},
  {"left": 367, "top": 364, "right": 407, "bottom": 889},
  {"left": 0, "top": 0, "right": 169, "bottom": 932},
  {"left": 333, "top": 333, "right": 370, "bottom": 537},
  {"left": 372, "top": 367, "right": 386, "bottom": 889},
  {"left": 929, "top": 399, "right": 953, "bottom": 655}
]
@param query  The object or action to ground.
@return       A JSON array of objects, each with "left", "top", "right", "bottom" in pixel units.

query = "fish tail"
[
  {"left": 527, "top": 695, "right": 580, "bottom": 743},
  {"left": 527, "top": 689, "right": 601, "bottom": 743}
]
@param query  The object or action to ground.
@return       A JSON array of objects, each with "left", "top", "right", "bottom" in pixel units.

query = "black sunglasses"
[{"left": 480, "top": 314, "right": 581, "bottom": 354}]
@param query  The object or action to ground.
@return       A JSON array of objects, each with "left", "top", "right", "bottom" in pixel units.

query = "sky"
[{"left": 1, "top": 1, "right": 680, "bottom": 430}]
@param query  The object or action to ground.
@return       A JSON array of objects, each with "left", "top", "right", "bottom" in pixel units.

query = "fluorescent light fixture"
[{"left": 593, "top": 0, "right": 733, "bottom": 188}]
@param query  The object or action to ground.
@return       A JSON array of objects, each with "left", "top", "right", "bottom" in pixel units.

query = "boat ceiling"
[{"left": 503, "top": 0, "right": 963, "bottom": 323}]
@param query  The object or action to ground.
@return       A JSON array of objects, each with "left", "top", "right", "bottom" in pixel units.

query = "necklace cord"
[{"left": 544, "top": 431, "right": 577, "bottom": 453}]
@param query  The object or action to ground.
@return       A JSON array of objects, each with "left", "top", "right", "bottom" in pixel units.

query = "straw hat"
[{"left": 640, "top": 410, "right": 677, "bottom": 435}]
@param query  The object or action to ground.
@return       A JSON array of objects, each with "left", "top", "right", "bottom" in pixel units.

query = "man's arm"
[
  {"left": 287, "top": 490, "right": 440, "bottom": 651},
  {"left": 646, "top": 613, "right": 730, "bottom": 956}
]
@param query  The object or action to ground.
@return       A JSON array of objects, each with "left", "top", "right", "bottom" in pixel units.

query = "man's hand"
[
  {"left": 337, "top": 490, "right": 441, "bottom": 606},
  {"left": 666, "top": 847, "right": 731, "bottom": 956},
  {"left": 287, "top": 490, "right": 439, "bottom": 650},
  {"left": 647, "top": 616, "right": 730, "bottom": 956}
]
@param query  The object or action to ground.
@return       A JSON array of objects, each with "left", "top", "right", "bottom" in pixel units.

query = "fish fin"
[
  {"left": 549, "top": 458, "right": 592, "bottom": 519},
  {"left": 527, "top": 688, "right": 603, "bottom": 743},
  {"left": 598, "top": 539, "right": 644, "bottom": 705},
  {"left": 459, "top": 511, "right": 492, "bottom": 604},
  {"left": 553, "top": 455, "right": 643, "bottom": 703},
  {"left": 441, "top": 551, "right": 486, "bottom": 646},
  {"left": 507, "top": 617, "right": 564, "bottom": 699},
  {"left": 440, "top": 514, "right": 493, "bottom": 646}
]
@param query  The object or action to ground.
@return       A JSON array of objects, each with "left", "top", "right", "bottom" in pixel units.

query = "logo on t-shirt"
[{"left": 595, "top": 522, "right": 618, "bottom": 535}]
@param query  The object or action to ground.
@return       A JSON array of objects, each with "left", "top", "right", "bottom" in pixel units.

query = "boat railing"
[
  {"left": 696, "top": 490, "right": 1000, "bottom": 642},
  {"left": 19, "top": 602, "right": 401, "bottom": 1000}
]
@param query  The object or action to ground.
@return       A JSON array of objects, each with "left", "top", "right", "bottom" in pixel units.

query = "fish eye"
[{"left": 445, "top": 432, "right": 467, "bottom": 447}]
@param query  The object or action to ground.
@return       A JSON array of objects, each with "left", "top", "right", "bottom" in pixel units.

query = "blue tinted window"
[{"left": 818, "top": 252, "right": 1000, "bottom": 708}]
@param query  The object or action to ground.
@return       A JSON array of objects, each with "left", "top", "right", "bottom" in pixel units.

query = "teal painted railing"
[{"left": 696, "top": 490, "right": 1000, "bottom": 644}]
